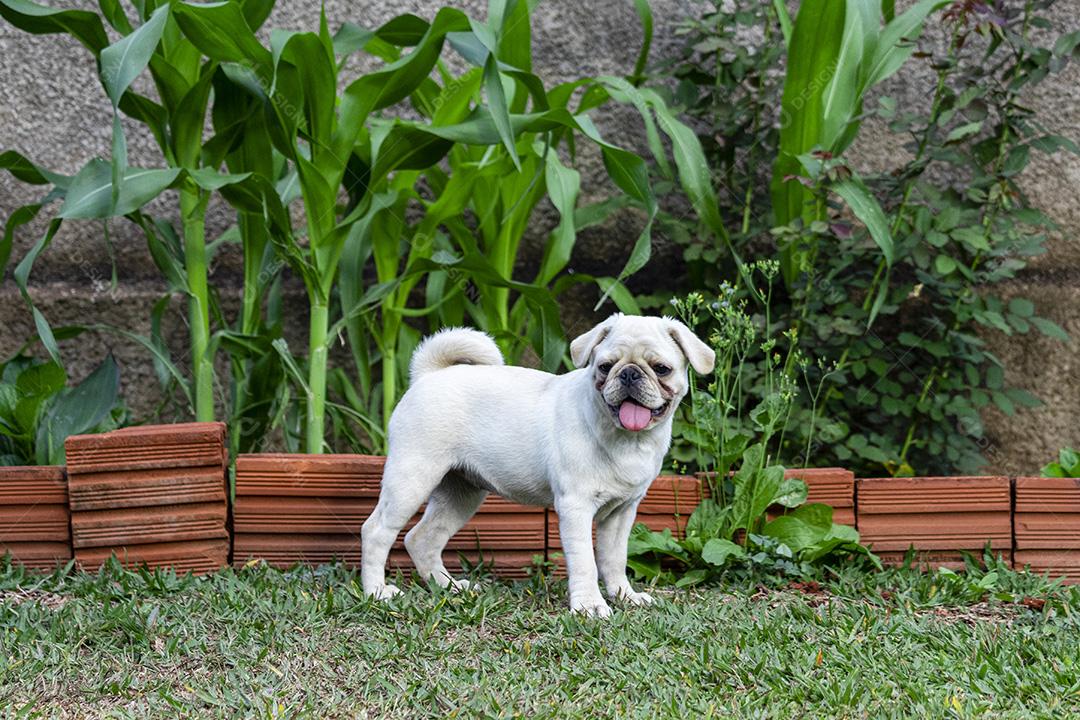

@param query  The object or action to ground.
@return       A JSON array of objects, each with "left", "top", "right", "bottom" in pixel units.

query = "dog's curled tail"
[{"left": 409, "top": 328, "right": 504, "bottom": 382}]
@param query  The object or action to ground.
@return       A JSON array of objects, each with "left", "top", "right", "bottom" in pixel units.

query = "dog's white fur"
[{"left": 360, "top": 314, "right": 715, "bottom": 617}]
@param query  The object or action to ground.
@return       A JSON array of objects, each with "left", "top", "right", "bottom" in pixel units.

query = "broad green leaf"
[
  {"left": 1031, "top": 316, "right": 1069, "bottom": 342},
  {"left": 36, "top": 354, "right": 120, "bottom": 465},
  {"left": 761, "top": 503, "right": 834, "bottom": 551},
  {"left": 934, "top": 254, "right": 956, "bottom": 275},
  {"left": 772, "top": 477, "right": 808, "bottom": 508},
  {"left": 626, "top": 524, "right": 688, "bottom": 561},
  {"left": 15, "top": 360, "right": 65, "bottom": 398},
  {"left": 701, "top": 538, "right": 746, "bottom": 567}
]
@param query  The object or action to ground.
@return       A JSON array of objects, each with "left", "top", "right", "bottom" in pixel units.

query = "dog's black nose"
[{"left": 618, "top": 366, "right": 642, "bottom": 385}]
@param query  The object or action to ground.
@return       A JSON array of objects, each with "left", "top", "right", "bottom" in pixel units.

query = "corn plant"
[
  {"left": 334, "top": 1, "right": 680, "bottom": 436},
  {"left": 0, "top": 0, "right": 277, "bottom": 424},
  {"left": 171, "top": 1, "right": 667, "bottom": 451},
  {"left": 770, "top": 0, "right": 947, "bottom": 295}
]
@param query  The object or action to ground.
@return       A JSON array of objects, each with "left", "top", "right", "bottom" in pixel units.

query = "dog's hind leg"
[
  {"left": 404, "top": 472, "right": 487, "bottom": 591},
  {"left": 361, "top": 455, "right": 448, "bottom": 600}
]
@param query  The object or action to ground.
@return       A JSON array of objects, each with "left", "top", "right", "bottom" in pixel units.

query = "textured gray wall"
[{"left": 1, "top": 1, "right": 1077, "bottom": 473}]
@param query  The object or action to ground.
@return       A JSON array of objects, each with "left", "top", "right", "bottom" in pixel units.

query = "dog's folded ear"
[
  {"left": 665, "top": 318, "right": 716, "bottom": 374},
  {"left": 570, "top": 314, "right": 621, "bottom": 368}
]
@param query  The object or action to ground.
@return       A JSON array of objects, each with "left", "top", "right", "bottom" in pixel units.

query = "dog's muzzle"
[{"left": 602, "top": 366, "right": 669, "bottom": 432}]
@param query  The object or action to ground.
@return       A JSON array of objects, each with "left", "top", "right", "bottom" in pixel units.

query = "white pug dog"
[{"left": 360, "top": 313, "right": 715, "bottom": 616}]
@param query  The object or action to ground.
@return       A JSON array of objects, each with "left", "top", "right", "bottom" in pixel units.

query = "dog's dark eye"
[
  {"left": 598, "top": 362, "right": 613, "bottom": 374},
  {"left": 653, "top": 364, "right": 671, "bottom": 376}
]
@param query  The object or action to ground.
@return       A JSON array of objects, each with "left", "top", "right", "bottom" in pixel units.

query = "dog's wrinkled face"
[{"left": 570, "top": 314, "right": 716, "bottom": 433}]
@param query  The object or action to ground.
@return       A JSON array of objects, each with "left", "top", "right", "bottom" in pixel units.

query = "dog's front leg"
[
  {"left": 596, "top": 499, "right": 653, "bottom": 606},
  {"left": 554, "top": 497, "right": 611, "bottom": 618}
]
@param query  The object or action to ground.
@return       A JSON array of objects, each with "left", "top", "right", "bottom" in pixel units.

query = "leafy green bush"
[
  {"left": 627, "top": 268, "right": 876, "bottom": 586},
  {"left": 1042, "top": 448, "right": 1080, "bottom": 478},
  {"left": 0, "top": 354, "right": 123, "bottom": 466},
  {"left": 646, "top": 0, "right": 1078, "bottom": 475}
]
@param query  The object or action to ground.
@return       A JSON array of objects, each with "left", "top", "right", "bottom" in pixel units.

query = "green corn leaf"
[
  {"left": 59, "top": 160, "right": 182, "bottom": 219},
  {"left": 494, "top": 0, "right": 532, "bottom": 73},
  {"left": 12, "top": 219, "right": 63, "bottom": 363},
  {"left": 483, "top": 53, "right": 521, "bottom": 170},
  {"left": 647, "top": 89, "right": 725, "bottom": 239},
  {"left": 832, "top": 177, "right": 894, "bottom": 266},
  {"left": 100, "top": 4, "right": 170, "bottom": 206},
  {"left": 536, "top": 149, "right": 581, "bottom": 285},
  {"left": 771, "top": 0, "right": 844, "bottom": 285},
  {"left": 98, "top": 0, "right": 132, "bottom": 33},
  {"left": 173, "top": 1, "right": 271, "bottom": 66},
  {"left": 819, "top": 0, "right": 871, "bottom": 152},
  {"left": 0, "top": 0, "right": 109, "bottom": 53},
  {"left": 597, "top": 77, "right": 672, "bottom": 180},
  {"left": 100, "top": 4, "right": 169, "bottom": 107},
  {"left": 771, "top": 0, "right": 793, "bottom": 47},
  {"left": 630, "top": 0, "right": 653, "bottom": 83},
  {"left": 595, "top": 277, "right": 641, "bottom": 315},
  {"left": 340, "top": 8, "right": 471, "bottom": 141},
  {"left": 0, "top": 149, "right": 67, "bottom": 186},
  {"left": 864, "top": 0, "right": 947, "bottom": 89},
  {"left": 2, "top": 203, "right": 42, "bottom": 280}
]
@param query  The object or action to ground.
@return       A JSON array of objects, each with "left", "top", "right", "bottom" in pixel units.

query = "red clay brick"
[
  {"left": 1014, "top": 549, "right": 1080, "bottom": 584},
  {"left": 0, "top": 466, "right": 67, "bottom": 504},
  {"left": 1, "top": 541, "right": 71, "bottom": 570},
  {"left": 235, "top": 453, "right": 385, "bottom": 498},
  {"left": 65, "top": 423, "right": 226, "bottom": 474},
  {"left": 857, "top": 477, "right": 1011, "bottom": 563},
  {"left": 1014, "top": 477, "right": 1080, "bottom": 552},
  {"left": 0, "top": 465, "right": 71, "bottom": 570},
  {"left": 0, "top": 504, "right": 70, "bottom": 542},
  {"left": 75, "top": 539, "right": 228, "bottom": 575},
  {"left": 637, "top": 475, "right": 706, "bottom": 514},
  {"left": 71, "top": 502, "right": 228, "bottom": 549},
  {"left": 67, "top": 466, "right": 226, "bottom": 511}
]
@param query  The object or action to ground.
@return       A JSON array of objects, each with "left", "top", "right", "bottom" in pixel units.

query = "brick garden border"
[{"left": 1, "top": 425, "right": 1077, "bottom": 583}]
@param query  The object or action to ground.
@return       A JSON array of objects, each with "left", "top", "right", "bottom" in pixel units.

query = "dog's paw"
[
  {"left": 570, "top": 596, "right": 613, "bottom": 618},
  {"left": 620, "top": 589, "right": 654, "bottom": 606},
  {"left": 367, "top": 583, "right": 402, "bottom": 601},
  {"left": 449, "top": 577, "right": 477, "bottom": 593}
]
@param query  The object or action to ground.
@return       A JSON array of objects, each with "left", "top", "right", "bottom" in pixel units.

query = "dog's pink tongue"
[{"left": 619, "top": 401, "right": 652, "bottom": 431}]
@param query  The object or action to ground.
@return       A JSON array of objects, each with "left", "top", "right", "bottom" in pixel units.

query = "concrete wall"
[{"left": 1, "top": 1, "right": 1077, "bottom": 473}]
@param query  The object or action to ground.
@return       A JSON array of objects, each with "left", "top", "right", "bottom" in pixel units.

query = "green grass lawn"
[{"left": 1, "top": 558, "right": 1078, "bottom": 718}]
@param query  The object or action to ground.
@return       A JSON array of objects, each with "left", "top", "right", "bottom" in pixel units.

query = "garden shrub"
[{"left": 648, "top": 0, "right": 1078, "bottom": 476}]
